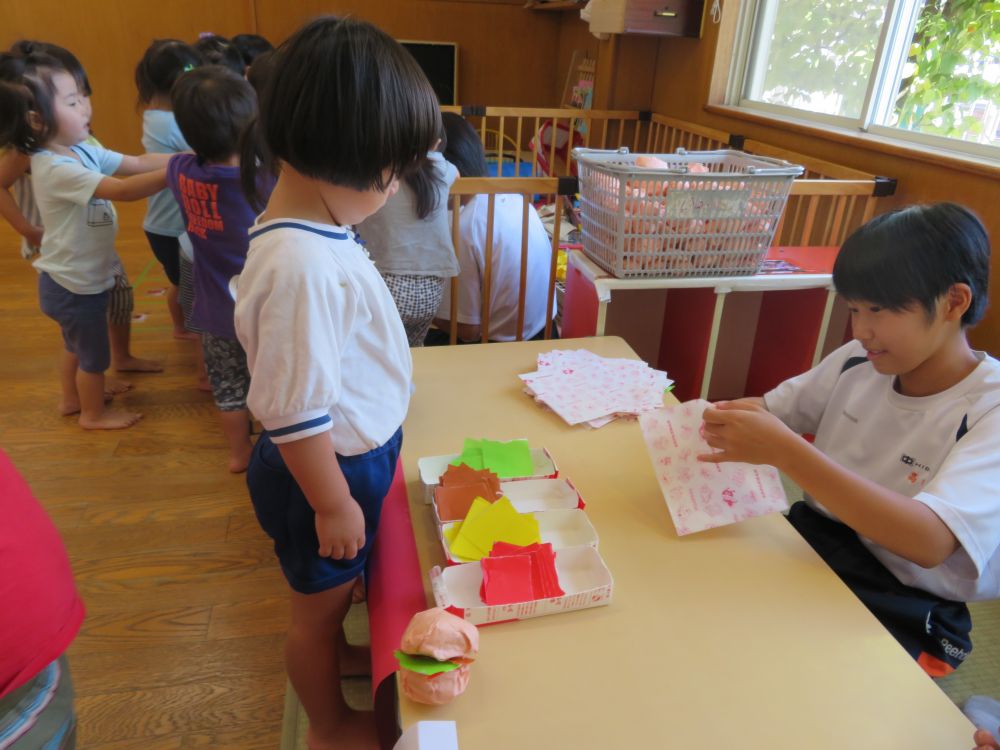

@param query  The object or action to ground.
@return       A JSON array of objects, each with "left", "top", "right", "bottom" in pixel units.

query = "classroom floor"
[{"left": 1, "top": 203, "right": 289, "bottom": 749}]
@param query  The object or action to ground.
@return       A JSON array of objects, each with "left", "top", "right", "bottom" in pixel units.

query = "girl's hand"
[
  {"left": 315, "top": 500, "right": 366, "bottom": 560},
  {"left": 697, "top": 400, "right": 798, "bottom": 467},
  {"left": 24, "top": 224, "right": 43, "bottom": 248},
  {"left": 974, "top": 727, "right": 1000, "bottom": 750}
]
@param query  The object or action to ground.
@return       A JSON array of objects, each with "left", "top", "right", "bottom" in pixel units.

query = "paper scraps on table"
[
  {"left": 445, "top": 497, "right": 541, "bottom": 562},
  {"left": 449, "top": 438, "right": 533, "bottom": 479},
  {"left": 520, "top": 349, "right": 673, "bottom": 428},
  {"left": 435, "top": 481, "right": 501, "bottom": 523},
  {"left": 638, "top": 399, "right": 788, "bottom": 536},
  {"left": 394, "top": 650, "right": 462, "bottom": 676},
  {"left": 480, "top": 542, "right": 564, "bottom": 605}
]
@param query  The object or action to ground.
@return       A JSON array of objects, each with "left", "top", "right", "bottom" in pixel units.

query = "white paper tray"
[
  {"left": 439, "top": 508, "right": 599, "bottom": 565},
  {"left": 418, "top": 448, "right": 558, "bottom": 503},
  {"left": 430, "top": 545, "right": 613, "bottom": 625},
  {"left": 432, "top": 477, "right": 583, "bottom": 524}
]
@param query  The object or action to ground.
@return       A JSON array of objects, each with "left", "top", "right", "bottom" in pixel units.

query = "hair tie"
[{"left": 183, "top": 63, "right": 195, "bottom": 72}]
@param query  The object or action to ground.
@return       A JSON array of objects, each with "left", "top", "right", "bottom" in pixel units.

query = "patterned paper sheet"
[
  {"left": 639, "top": 400, "right": 788, "bottom": 535},
  {"left": 520, "top": 349, "right": 673, "bottom": 428}
]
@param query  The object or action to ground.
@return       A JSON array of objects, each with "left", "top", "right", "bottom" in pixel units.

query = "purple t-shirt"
[{"left": 167, "top": 154, "right": 273, "bottom": 339}]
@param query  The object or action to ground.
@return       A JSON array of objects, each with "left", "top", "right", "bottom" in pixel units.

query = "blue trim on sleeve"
[
  {"left": 269, "top": 414, "right": 332, "bottom": 438},
  {"left": 249, "top": 221, "right": 350, "bottom": 242}
]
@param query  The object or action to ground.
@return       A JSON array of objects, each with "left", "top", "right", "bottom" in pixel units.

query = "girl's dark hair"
[
  {"left": 834, "top": 203, "right": 991, "bottom": 327},
  {"left": 194, "top": 35, "right": 246, "bottom": 76},
  {"left": 173, "top": 65, "right": 257, "bottom": 163},
  {"left": 441, "top": 112, "right": 488, "bottom": 178},
  {"left": 10, "top": 41, "right": 91, "bottom": 96},
  {"left": 135, "top": 39, "right": 203, "bottom": 105},
  {"left": 232, "top": 34, "right": 274, "bottom": 66},
  {"left": 245, "top": 49, "right": 276, "bottom": 99},
  {"left": 404, "top": 124, "right": 448, "bottom": 220},
  {"left": 240, "top": 17, "right": 441, "bottom": 210},
  {"left": 0, "top": 50, "right": 64, "bottom": 153}
]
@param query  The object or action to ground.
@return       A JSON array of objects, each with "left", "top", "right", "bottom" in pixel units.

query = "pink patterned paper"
[
  {"left": 521, "top": 350, "right": 673, "bottom": 428},
  {"left": 638, "top": 400, "right": 788, "bottom": 535}
]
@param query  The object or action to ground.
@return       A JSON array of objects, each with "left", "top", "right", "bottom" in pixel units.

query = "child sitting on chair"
[
  {"left": 699, "top": 203, "right": 999, "bottom": 678},
  {"left": 430, "top": 112, "right": 555, "bottom": 344}
]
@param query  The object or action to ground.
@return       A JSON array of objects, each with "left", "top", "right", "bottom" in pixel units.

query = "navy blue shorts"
[
  {"left": 247, "top": 428, "right": 403, "bottom": 594},
  {"left": 38, "top": 273, "right": 110, "bottom": 374},
  {"left": 144, "top": 231, "right": 181, "bottom": 286},
  {"left": 787, "top": 501, "right": 972, "bottom": 676}
]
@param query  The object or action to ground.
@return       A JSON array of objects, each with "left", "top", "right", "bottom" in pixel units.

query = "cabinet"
[{"left": 584, "top": 0, "right": 705, "bottom": 37}]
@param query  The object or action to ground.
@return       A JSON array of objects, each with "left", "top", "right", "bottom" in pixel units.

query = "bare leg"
[
  {"left": 76, "top": 370, "right": 142, "bottom": 430},
  {"left": 337, "top": 626, "right": 372, "bottom": 678},
  {"left": 287, "top": 582, "right": 378, "bottom": 750},
  {"left": 109, "top": 319, "right": 163, "bottom": 373},
  {"left": 57, "top": 350, "right": 81, "bottom": 416},
  {"left": 169, "top": 285, "right": 197, "bottom": 340},
  {"left": 219, "top": 409, "right": 253, "bottom": 473}
]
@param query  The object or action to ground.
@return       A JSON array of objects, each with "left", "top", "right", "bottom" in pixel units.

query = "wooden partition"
[{"left": 440, "top": 176, "right": 568, "bottom": 344}]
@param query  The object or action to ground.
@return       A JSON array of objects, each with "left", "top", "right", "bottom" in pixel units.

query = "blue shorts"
[
  {"left": 247, "top": 428, "right": 403, "bottom": 594},
  {"left": 38, "top": 273, "right": 110, "bottom": 374}
]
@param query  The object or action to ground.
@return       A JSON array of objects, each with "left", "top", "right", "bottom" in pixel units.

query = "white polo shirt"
[
  {"left": 765, "top": 340, "right": 1000, "bottom": 602},
  {"left": 234, "top": 219, "right": 412, "bottom": 455},
  {"left": 436, "top": 193, "right": 554, "bottom": 341}
]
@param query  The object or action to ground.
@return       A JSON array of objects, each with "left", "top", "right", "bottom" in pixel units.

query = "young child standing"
[
  {"left": 356, "top": 134, "right": 459, "bottom": 346},
  {"left": 432, "top": 112, "right": 555, "bottom": 343},
  {"left": 1, "top": 42, "right": 161, "bottom": 376},
  {"left": 168, "top": 65, "right": 271, "bottom": 473},
  {"left": 235, "top": 17, "right": 440, "bottom": 749},
  {"left": 135, "top": 39, "right": 202, "bottom": 340},
  {"left": 699, "top": 203, "right": 999, "bottom": 677},
  {"left": 0, "top": 51, "right": 170, "bottom": 429}
]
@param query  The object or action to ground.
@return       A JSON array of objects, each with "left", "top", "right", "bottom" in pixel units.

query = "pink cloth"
[{"left": 0, "top": 449, "right": 84, "bottom": 698}]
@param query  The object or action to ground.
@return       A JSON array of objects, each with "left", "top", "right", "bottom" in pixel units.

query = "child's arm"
[
  {"left": 699, "top": 401, "right": 959, "bottom": 568},
  {"left": 115, "top": 152, "right": 174, "bottom": 176},
  {"left": 92, "top": 169, "right": 168, "bottom": 203},
  {"left": 0, "top": 151, "right": 43, "bottom": 247},
  {"left": 276, "top": 433, "right": 366, "bottom": 560}
]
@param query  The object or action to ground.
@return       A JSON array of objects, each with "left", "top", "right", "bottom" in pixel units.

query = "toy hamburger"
[{"left": 395, "top": 607, "right": 479, "bottom": 705}]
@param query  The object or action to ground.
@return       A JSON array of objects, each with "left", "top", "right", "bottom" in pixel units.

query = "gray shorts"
[
  {"left": 0, "top": 655, "right": 76, "bottom": 749},
  {"left": 202, "top": 331, "right": 251, "bottom": 411},
  {"left": 38, "top": 273, "right": 110, "bottom": 373},
  {"left": 178, "top": 255, "right": 202, "bottom": 333}
]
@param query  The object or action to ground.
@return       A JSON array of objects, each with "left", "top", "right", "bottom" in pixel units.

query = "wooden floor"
[{"left": 0, "top": 203, "right": 289, "bottom": 749}]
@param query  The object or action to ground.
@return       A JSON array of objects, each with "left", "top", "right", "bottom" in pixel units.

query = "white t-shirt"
[
  {"left": 234, "top": 219, "right": 412, "bottom": 455},
  {"left": 765, "top": 340, "right": 1000, "bottom": 602},
  {"left": 31, "top": 143, "right": 122, "bottom": 294},
  {"left": 436, "top": 193, "right": 554, "bottom": 342}
]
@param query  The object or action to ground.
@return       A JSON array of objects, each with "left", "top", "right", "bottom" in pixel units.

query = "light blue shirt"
[
  {"left": 142, "top": 110, "right": 188, "bottom": 236},
  {"left": 31, "top": 143, "right": 123, "bottom": 294}
]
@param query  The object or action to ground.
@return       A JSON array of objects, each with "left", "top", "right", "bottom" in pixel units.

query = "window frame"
[{"left": 726, "top": 0, "right": 1000, "bottom": 164}]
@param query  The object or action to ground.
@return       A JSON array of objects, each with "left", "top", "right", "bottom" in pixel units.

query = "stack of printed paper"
[
  {"left": 638, "top": 399, "right": 788, "bottom": 536},
  {"left": 520, "top": 349, "right": 673, "bottom": 428}
]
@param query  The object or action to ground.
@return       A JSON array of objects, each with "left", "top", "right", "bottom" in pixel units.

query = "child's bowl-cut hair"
[
  {"left": 441, "top": 112, "right": 488, "bottom": 179},
  {"left": 834, "top": 203, "right": 990, "bottom": 327},
  {"left": 0, "top": 50, "right": 65, "bottom": 153},
  {"left": 172, "top": 65, "right": 256, "bottom": 163},
  {"left": 241, "top": 16, "right": 440, "bottom": 207},
  {"left": 135, "top": 39, "right": 203, "bottom": 106}
]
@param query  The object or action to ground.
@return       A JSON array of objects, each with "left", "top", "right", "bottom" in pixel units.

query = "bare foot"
[
  {"left": 78, "top": 409, "right": 143, "bottom": 430},
  {"left": 306, "top": 711, "right": 378, "bottom": 750},
  {"left": 115, "top": 356, "right": 164, "bottom": 373},
  {"left": 105, "top": 378, "right": 133, "bottom": 395},
  {"left": 61, "top": 392, "right": 113, "bottom": 416},
  {"left": 173, "top": 328, "right": 199, "bottom": 341},
  {"left": 228, "top": 444, "right": 253, "bottom": 474}
]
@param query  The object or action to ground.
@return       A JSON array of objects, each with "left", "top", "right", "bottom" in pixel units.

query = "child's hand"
[
  {"left": 697, "top": 400, "right": 797, "bottom": 467},
  {"left": 974, "top": 727, "right": 1000, "bottom": 749},
  {"left": 315, "top": 501, "right": 366, "bottom": 560},
  {"left": 23, "top": 224, "right": 43, "bottom": 248}
]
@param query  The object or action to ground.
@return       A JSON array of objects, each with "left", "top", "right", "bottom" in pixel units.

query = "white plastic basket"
[{"left": 574, "top": 148, "right": 804, "bottom": 279}]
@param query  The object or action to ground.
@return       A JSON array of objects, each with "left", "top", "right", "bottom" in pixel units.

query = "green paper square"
[{"left": 481, "top": 439, "right": 533, "bottom": 479}]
